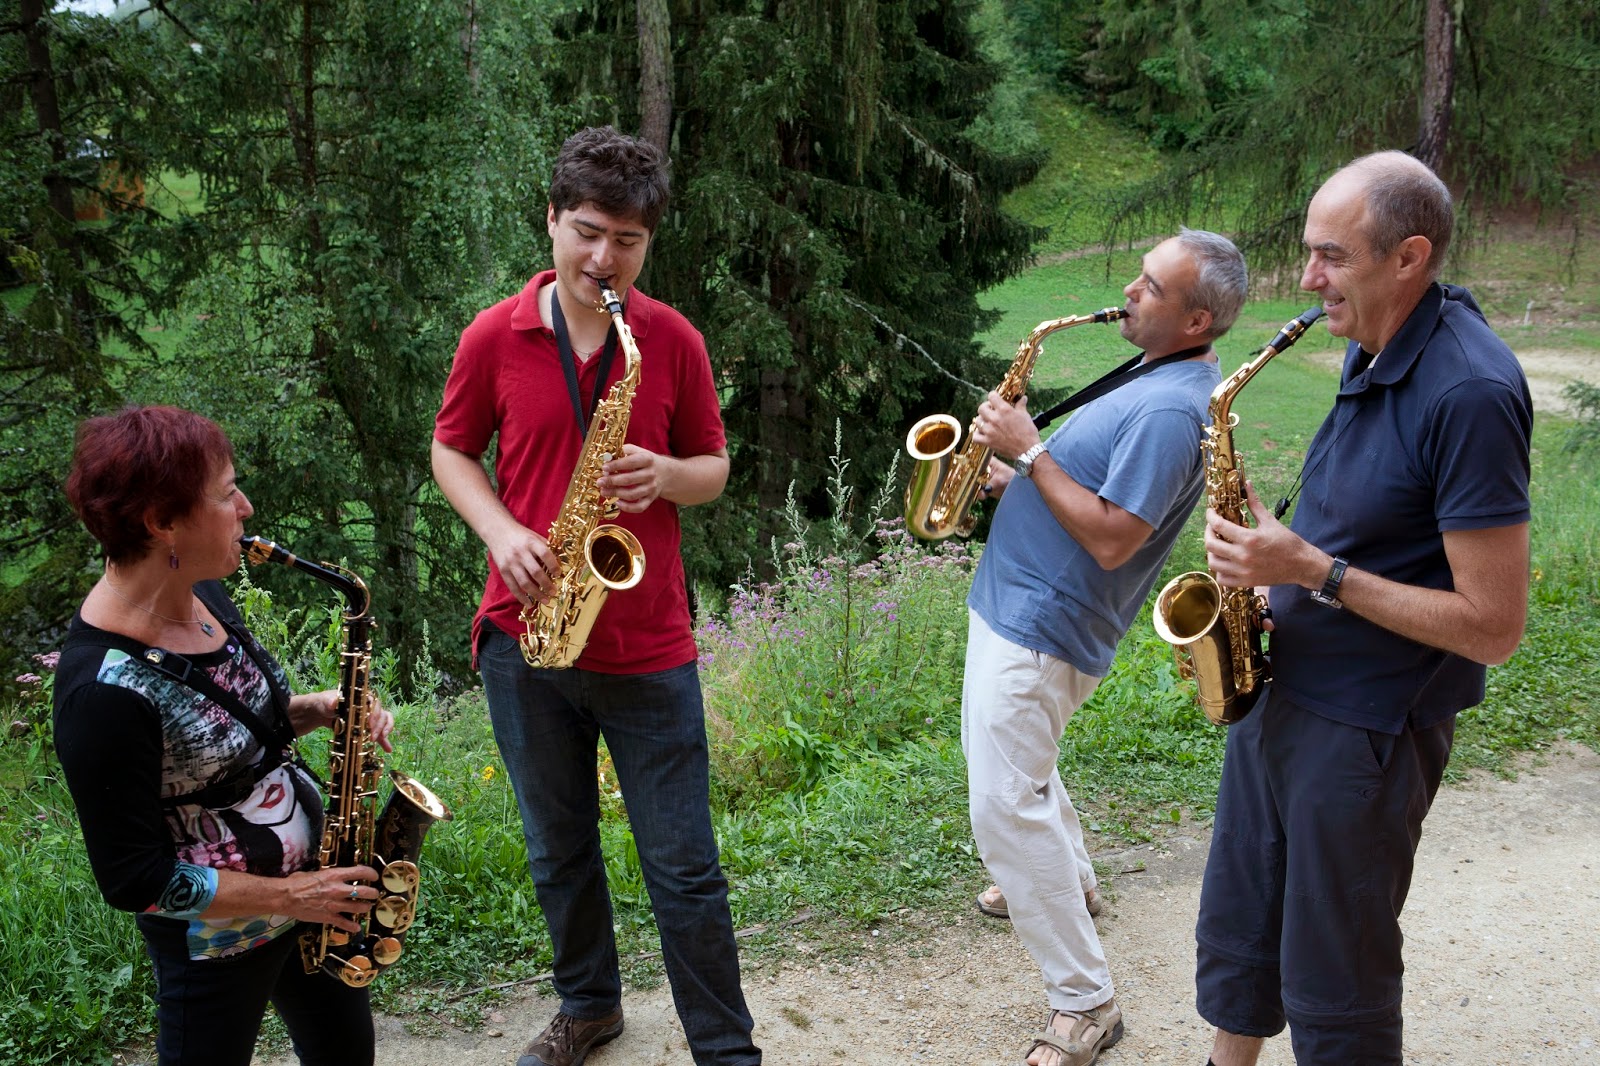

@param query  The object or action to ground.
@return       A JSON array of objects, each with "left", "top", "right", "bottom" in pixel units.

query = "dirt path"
[{"left": 253, "top": 742, "right": 1599, "bottom": 1066}]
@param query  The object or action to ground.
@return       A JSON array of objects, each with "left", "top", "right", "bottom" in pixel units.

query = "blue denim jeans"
[{"left": 478, "top": 625, "right": 759, "bottom": 1066}]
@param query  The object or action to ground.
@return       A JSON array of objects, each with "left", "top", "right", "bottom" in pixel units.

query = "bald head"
[{"left": 1325, "top": 151, "right": 1454, "bottom": 278}]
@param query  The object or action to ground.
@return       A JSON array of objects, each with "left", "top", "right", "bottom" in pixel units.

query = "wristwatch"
[
  {"left": 1014, "top": 443, "right": 1048, "bottom": 479},
  {"left": 1310, "top": 555, "right": 1349, "bottom": 609}
]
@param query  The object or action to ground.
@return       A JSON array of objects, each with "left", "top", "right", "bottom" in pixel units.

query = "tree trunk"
[
  {"left": 1417, "top": 0, "right": 1457, "bottom": 173},
  {"left": 637, "top": 0, "right": 672, "bottom": 149},
  {"left": 19, "top": 0, "right": 94, "bottom": 340}
]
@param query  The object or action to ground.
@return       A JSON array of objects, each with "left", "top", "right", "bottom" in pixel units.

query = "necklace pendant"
[{"left": 199, "top": 621, "right": 216, "bottom": 637}]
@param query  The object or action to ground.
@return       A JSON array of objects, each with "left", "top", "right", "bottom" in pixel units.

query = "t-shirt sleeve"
[
  {"left": 434, "top": 317, "right": 499, "bottom": 457},
  {"left": 1427, "top": 376, "right": 1532, "bottom": 531},
  {"left": 53, "top": 681, "right": 181, "bottom": 913},
  {"left": 667, "top": 329, "right": 727, "bottom": 458},
  {"left": 1098, "top": 407, "right": 1204, "bottom": 527}
]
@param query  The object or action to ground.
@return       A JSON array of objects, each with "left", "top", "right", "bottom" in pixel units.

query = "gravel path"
[{"left": 252, "top": 741, "right": 1598, "bottom": 1066}]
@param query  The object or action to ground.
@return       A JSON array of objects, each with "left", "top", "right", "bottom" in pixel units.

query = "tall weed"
[{"left": 700, "top": 430, "right": 978, "bottom": 802}]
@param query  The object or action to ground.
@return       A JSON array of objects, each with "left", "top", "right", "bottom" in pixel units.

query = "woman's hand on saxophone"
[
  {"left": 279, "top": 865, "right": 383, "bottom": 932},
  {"left": 289, "top": 690, "right": 394, "bottom": 752},
  {"left": 1205, "top": 481, "right": 1328, "bottom": 594}
]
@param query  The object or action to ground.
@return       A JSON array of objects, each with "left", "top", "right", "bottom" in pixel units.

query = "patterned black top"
[{"left": 53, "top": 585, "right": 323, "bottom": 960}]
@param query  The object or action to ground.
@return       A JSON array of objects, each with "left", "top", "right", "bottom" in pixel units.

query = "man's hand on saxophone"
[
  {"left": 598, "top": 443, "right": 732, "bottom": 512},
  {"left": 1204, "top": 479, "right": 1330, "bottom": 604},
  {"left": 972, "top": 389, "right": 1041, "bottom": 461}
]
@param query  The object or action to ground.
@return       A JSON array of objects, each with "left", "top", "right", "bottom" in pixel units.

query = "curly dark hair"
[{"left": 548, "top": 126, "right": 671, "bottom": 231}]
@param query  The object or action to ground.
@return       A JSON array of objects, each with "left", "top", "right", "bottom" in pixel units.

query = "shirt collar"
[
  {"left": 1337, "top": 282, "right": 1443, "bottom": 395},
  {"left": 506, "top": 268, "right": 653, "bottom": 340}
]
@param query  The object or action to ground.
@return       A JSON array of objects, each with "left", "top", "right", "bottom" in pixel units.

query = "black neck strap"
[
  {"left": 551, "top": 291, "right": 620, "bottom": 439},
  {"left": 1030, "top": 344, "right": 1211, "bottom": 429}
]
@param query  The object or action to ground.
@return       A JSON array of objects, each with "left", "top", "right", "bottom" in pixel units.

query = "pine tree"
[
  {"left": 0, "top": 3, "right": 171, "bottom": 687},
  {"left": 545, "top": 0, "right": 1042, "bottom": 585},
  {"left": 1052, "top": 0, "right": 1600, "bottom": 280},
  {"left": 133, "top": 0, "right": 561, "bottom": 685}
]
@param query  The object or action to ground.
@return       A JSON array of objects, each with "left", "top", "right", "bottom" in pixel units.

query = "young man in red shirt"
[{"left": 433, "top": 126, "right": 759, "bottom": 1066}]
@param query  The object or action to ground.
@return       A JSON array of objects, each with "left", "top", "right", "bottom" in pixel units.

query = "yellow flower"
[{"left": 480, "top": 764, "right": 497, "bottom": 782}]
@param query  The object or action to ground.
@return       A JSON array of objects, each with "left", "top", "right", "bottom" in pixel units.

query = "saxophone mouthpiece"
[
  {"left": 239, "top": 534, "right": 296, "bottom": 567},
  {"left": 1096, "top": 306, "right": 1128, "bottom": 323},
  {"left": 1270, "top": 306, "right": 1325, "bottom": 352},
  {"left": 599, "top": 284, "right": 625, "bottom": 318}
]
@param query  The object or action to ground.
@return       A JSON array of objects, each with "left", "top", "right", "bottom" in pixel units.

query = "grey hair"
[
  {"left": 1176, "top": 227, "right": 1248, "bottom": 338},
  {"left": 1339, "top": 151, "right": 1454, "bottom": 277}
]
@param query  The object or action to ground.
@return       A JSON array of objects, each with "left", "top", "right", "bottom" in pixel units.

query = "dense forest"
[{"left": 4, "top": 0, "right": 1597, "bottom": 691}]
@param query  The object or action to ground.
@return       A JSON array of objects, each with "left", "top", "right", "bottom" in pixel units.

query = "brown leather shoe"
[{"left": 517, "top": 1007, "right": 624, "bottom": 1066}]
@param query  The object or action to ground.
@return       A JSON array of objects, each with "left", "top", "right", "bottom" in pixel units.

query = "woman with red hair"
[{"left": 51, "top": 405, "right": 391, "bottom": 1066}]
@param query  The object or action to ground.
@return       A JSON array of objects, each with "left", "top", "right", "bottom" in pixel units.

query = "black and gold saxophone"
[
  {"left": 1150, "top": 307, "right": 1323, "bottom": 726},
  {"left": 904, "top": 307, "right": 1126, "bottom": 540},
  {"left": 241, "top": 535, "right": 453, "bottom": 987},
  {"left": 519, "top": 283, "right": 646, "bottom": 669}
]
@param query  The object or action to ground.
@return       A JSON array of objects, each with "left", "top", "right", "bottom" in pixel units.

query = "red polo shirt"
[{"left": 434, "top": 270, "right": 726, "bottom": 673}]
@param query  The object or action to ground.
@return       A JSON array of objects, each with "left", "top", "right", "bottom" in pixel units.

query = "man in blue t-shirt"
[
  {"left": 963, "top": 229, "right": 1247, "bottom": 1066},
  {"left": 1198, "top": 152, "right": 1532, "bottom": 1066}
]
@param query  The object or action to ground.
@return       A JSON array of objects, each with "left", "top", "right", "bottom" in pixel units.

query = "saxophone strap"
[
  {"left": 551, "top": 291, "right": 622, "bottom": 438},
  {"left": 72, "top": 580, "right": 298, "bottom": 809},
  {"left": 1030, "top": 344, "right": 1210, "bottom": 429}
]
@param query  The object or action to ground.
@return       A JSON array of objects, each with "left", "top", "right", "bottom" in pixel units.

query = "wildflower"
[
  {"left": 34, "top": 652, "right": 60, "bottom": 670},
  {"left": 480, "top": 765, "right": 497, "bottom": 782},
  {"left": 16, "top": 673, "right": 41, "bottom": 685}
]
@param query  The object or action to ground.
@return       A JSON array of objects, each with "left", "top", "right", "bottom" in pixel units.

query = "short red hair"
[{"left": 65, "top": 405, "right": 234, "bottom": 565}]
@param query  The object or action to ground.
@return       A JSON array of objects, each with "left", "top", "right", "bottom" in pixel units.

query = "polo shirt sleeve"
[
  {"left": 1426, "top": 376, "right": 1531, "bottom": 531},
  {"left": 667, "top": 329, "right": 727, "bottom": 458},
  {"left": 434, "top": 315, "right": 499, "bottom": 458},
  {"left": 1098, "top": 407, "right": 1203, "bottom": 528}
]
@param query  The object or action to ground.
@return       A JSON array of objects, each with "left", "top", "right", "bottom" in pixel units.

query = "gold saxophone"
[
  {"left": 240, "top": 535, "right": 453, "bottom": 987},
  {"left": 1150, "top": 307, "right": 1324, "bottom": 726},
  {"left": 904, "top": 308, "right": 1126, "bottom": 540},
  {"left": 519, "top": 284, "right": 647, "bottom": 669}
]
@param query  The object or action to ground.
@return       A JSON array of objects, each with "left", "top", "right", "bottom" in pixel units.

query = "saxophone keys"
[
  {"left": 372, "top": 936, "right": 404, "bottom": 966},
  {"left": 381, "top": 860, "right": 420, "bottom": 894},
  {"left": 338, "top": 955, "right": 378, "bottom": 988},
  {"left": 377, "top": 896, "right": 415, "bottom": 934}
]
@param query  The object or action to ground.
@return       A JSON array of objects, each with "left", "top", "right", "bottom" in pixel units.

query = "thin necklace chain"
[{"left": 103, "top": 575, "right": 217, "bottom": 637}]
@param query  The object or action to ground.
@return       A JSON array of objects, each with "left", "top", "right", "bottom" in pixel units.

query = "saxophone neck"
[
  {"left": 239, "top": 535, "right": 371, "bottom": 620},
  {"left": 1002, "top": 307, "right": 1128, "bottom": 400}
]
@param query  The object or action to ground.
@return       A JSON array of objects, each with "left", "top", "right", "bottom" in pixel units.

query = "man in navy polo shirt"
[{"left": 1197, "top": 151, "right": 1532, "bottom": 1065}]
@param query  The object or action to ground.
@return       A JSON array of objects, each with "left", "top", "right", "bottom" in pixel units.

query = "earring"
[{"left": 169, "top": 549, "right": 179, "bottom": 570}]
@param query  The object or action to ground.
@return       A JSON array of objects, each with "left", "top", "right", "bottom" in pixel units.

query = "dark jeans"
[
  {"left": 138, "top": 915, "right": 373, "bottom": 1066},
  {"left": 478, "top": 625, "right": 759, "bottom": 1066},
  {"left": 1195, "top": 686, "right": 1454, "bottom": 1065}
]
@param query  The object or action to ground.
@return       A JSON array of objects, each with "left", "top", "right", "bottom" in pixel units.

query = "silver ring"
[{"left": 349, "top": 888, "right": 360, "bottom": 901}]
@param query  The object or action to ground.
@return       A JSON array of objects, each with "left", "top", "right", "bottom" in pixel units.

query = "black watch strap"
[{"left": 1310, "top": 555, "right": 1349, "bottom": 608}]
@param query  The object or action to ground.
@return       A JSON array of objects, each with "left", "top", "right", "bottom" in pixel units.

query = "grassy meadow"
[{"left": 4, "top": 95, "right": 1599, "bottom": 1063}]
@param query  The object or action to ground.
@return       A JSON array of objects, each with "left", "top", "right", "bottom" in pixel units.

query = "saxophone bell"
[
  {"left": 1151, "top": 306, "right": 1323, "bottom": 726},
  {"left": 518, "top": 283, "right": 647, "bottom": 668},
  {"left": 904, "top": 308, "right": 1125, "bottom": 541},
  {"left": 240, "top": 534, "right": 452, "bottom": 987}
]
